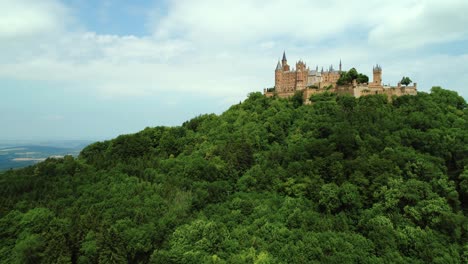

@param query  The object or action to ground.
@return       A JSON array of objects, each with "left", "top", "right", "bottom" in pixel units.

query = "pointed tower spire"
[
  {"left": 276, "top": 60, "right": 282, "bottom": 71},
  {"left": 339, "top": 59, "right": 342, "bottom": 72},
  {"left": 281, "top": 51, "right": 288, "bottom": 68}
]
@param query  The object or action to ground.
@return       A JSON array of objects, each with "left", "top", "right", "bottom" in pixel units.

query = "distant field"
[{"left": 0, "top": 141, "right": 92, "bottom": 171}]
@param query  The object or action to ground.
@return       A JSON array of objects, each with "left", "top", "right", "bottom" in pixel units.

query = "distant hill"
[
  {"left": 0, "top": 142, "right": 91, "bottom": 171},
  {"left": 0, "top": 87, "right": 467, "bottom": 263},
  {"left": 0, "top": 139, "right": 92, "bottom": 149}
]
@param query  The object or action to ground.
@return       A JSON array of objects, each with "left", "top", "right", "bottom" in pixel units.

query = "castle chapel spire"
[{"left": 281, "top": 51, "right": 288, "bottom": 67}]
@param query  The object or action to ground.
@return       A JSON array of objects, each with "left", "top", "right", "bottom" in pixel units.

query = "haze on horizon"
[{"left": 1, "top": 0, "right": 467, "bottom": 141}]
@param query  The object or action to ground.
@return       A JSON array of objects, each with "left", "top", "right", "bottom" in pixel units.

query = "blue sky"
[{"left": 1, "top": 0, "right": 467, "bottom": 141}]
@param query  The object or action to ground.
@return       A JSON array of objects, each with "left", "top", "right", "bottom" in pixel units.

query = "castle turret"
[
  {"left": 275, "top": 60, "right": 282, "bottom": 90},
  {"left": 275, "top": 60, "right": 282, "bottom": 71},
  {"left": 372, "top": 64, "right": 382, "bottom": 86},
  {"left": 296, "top": 60, "right": 306, "bottom": 71}
]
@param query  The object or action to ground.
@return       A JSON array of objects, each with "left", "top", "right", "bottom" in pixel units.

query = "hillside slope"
[{"left": 1, "top": 87, "right": 467, "bottom": 263}]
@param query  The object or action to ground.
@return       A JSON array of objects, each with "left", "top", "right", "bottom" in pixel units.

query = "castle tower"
[
  {"left": 372, "top": 64, "right": 382, "bottom": 86},
  {"left": 296, "top": 68, "right": 303, "bottom": 88},
  {"left": 296, "top": 60, "right": 307, "bottom": 90},
  {"left": 275, "top": 60, "right": 282, "bottom": 90},
  {"left": 339, "top": 59, "right": 342, "bottom": 73},
  {"left": 296, "top": 60, "right": 306, "bottom": 71}
]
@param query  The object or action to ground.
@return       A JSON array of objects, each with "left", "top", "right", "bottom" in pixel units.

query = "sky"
[{"left": 0, "top": 0, "right": 467, "bottom": 141}]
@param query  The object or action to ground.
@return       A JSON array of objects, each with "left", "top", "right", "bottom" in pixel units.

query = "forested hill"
[{"left": 1, "top": 87, "right": 468, "bottom": 263}]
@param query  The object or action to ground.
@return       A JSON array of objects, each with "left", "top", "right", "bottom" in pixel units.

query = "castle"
[{"left": 264, "top": 52, "right": 417, "bottom": 102}]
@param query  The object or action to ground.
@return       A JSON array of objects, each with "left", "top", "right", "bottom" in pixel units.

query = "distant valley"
[{"left": 0, "top": 140, "right": 92, "bottom": 171}]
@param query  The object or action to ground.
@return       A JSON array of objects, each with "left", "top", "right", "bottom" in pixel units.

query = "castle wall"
[
  {"left": 352, "top": 85, "right": 417, "bottom": 98},
  {"left": 307, "top": 75, "right": 321, "bottom": 86},
  {"left": 383, "top": 86, "right": 417, "bottom": 97},
  {"left": 322, "top": 72, "right": 340, "bottom": 84},
  {"left": 320, "top": 81, "right": 337, "bottom": 88},
  {"left": 334, "top": 86, "right": 355, "bottom": 96},
  {"left": 279, "top": 71, "right": 297, "bottom": 92},
  {"left": 266, "top": 84, "right": 417, "bottom": 104},
  {"left": 353, "top": 86, "right": 383, "bottom": 98}
]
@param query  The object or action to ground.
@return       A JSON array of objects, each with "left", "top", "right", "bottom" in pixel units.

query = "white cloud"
[
  {"left": 151, "top": 0, "right": 365, "bottom": 45},
  {"left": 150, "top": 0, "right": 468, "bottom": 49},
  {"left": 0, "top": 0, "right": 69, "bottom": 38},
  {"left": 0, "top": 0, "right": 466, "bottom": 102},
  {"left": 368, "top": 0, "right": 468, "bottom": 49}
]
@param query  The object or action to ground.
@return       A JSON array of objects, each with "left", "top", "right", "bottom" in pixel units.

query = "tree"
[
  {"left": 319, "top": 183, "right": 341, "bottom": 213},
  {"left": 291, "top": 91, "right": 304, "bottom": 107},
  {"left": 337, "top": 68, "right": 368, "bottom": 85},
  {"left": 12, "top": 234, "right": 44, "bottom": 264},
  {"left": 337, "top": 71, "right": 352, "bottom": 85},
  {"left": 401, "top": 76, "right": 412, "bottom": 86},
  {"left": 356, "top": 73, "right": 369, "bottom": 84},
  {"left": 348, "top": 68, "right": 358, "bottom": 80}
]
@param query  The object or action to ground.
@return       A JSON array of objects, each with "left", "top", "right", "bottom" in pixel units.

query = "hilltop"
[{"left": 0, "top": 87, "right": 467, "bottom": 263}]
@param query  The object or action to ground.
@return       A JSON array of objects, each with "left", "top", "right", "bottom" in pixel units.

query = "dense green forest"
[{"left": 1, "top": 87, "right": 467, "bottom": 263}]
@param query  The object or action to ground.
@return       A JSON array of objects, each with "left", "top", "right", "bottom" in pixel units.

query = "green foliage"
[
  {"left": 1, "top": 87, "right": 467, "bottom": 263},
  {"left": 291, "top": 90, "right": 304, "bottom": 108},
  {"left": 337, "top": 68, "right": 369, "bottom": 85},
  {"left": 348, "top": 67, "right": 358, "bottom": 80},
  {"left": 357, "top": 73, "right": 369, "bottom": 84},
  {"left": 309, "top": 92, "right": 337, "bottom": 103},
  {"left": 401, "top": 76, "right": 412, "bottom": 86}
]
